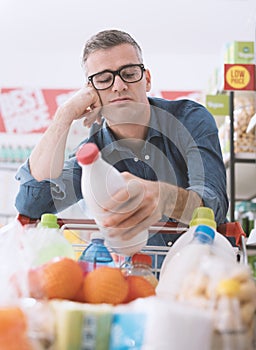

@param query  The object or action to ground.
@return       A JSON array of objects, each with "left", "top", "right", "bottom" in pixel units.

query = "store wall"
[{"left": 1, "top": 50, "right": 219, "bottom": 92}]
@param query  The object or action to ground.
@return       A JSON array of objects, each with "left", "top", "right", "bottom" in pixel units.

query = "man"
[{"left": 15, "top": 29, "right": 228, "bottom": 246}]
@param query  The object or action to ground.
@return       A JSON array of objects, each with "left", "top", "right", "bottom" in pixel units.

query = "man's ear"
[{"left": 145, "top": 69, "right": 151, "bottom": 92}]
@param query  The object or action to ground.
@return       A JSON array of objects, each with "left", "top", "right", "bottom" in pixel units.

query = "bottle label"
[{"left": 109, "top": 312, "right": 146, "bottom": 349}]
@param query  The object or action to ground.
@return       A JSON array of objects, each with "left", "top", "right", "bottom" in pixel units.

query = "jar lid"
[{"left": 132, "top": 253, "right": 152, "bottom": 266}]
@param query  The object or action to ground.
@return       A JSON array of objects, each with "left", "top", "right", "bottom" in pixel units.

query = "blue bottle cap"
[{"left": 194, "top": 224, "right": 215, "bottom": 244}]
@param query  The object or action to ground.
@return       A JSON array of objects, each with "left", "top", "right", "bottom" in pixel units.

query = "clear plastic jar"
[{"left": 124, "top": 253, "right": 158, "bottom": 288}]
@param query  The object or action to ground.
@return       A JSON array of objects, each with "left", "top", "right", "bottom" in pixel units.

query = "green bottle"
[{"left": 33, "top": 213, "right": 75, "bottom": 266}]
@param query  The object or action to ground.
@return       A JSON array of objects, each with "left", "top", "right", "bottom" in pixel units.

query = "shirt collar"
[{"left": 97, "top": 101, "right": 163, "bottom": 156}]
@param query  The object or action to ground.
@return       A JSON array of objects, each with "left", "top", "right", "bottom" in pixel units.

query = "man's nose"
[{"left": 112, "top": 75, "right": 128, "bottom": 91}]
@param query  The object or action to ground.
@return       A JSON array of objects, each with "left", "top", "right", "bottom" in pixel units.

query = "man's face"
[{"left": 85, "top": 44, "right": 151, "bottom": 126}]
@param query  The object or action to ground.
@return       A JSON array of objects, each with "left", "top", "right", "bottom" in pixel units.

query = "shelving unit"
[{"left": 226, "top": 91, "right": 256, "bottom": 222}]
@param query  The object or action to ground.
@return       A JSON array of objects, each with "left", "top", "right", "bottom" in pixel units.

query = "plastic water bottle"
[
  {"left": 76, "top": 142, "right": 149, "bottom": 256},
  {"left": 31, "top": 213, "right": 75, "bottom": 266},
  {"left": 78, "top": 231, "right": 115, "bottom": 271},
  {"left": 124, "top": 253, "right": 158, "bottom": 288},
  {"left": 156, "top": 224, "right": 215, "bottom": 299}
]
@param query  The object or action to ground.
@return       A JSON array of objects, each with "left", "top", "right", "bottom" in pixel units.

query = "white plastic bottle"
[
  {"left": 76, "top": 143, "right": 149, "bottom": 256},
  {"left": 159, "top": 207, "right": 236, "bottom": 278},
  {"left": 156, "top": 224, "right": 215, "bottom": 299}
]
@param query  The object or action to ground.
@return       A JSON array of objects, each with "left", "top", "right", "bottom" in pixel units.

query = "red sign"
[
  {"left": 0, "top": 87, "right": 76, "bottom": 133},
  {"left": 160, "top": 90, "right": 202, "bottom": 102},
  {"left": 224, "top": 64, "right": 256, "bottom": 91},
  {"left": 0, "top": 88, "right": 203, "bottom": 134}
]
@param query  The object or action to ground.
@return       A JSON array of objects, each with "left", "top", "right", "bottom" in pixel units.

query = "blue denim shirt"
[{"left": 15, "top": 97, "right": 228, "bottom": 245}]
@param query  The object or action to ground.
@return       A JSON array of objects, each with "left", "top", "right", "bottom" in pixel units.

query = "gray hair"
[{"left": 81, "top": 29, "right": 143, "bottom": 72}]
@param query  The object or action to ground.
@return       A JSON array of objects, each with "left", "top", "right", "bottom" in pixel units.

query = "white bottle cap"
[{"left": 91, "top": 231, "right": 105, "bottom": 240}]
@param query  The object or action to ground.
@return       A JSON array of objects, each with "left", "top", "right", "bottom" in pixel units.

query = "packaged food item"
[
  {"left": 51, "top": 300, "right": 113, "bottom": 350},
  {"left": 234, "top": 92, "right": 256, "bottom": 154},
  {"left": 109, "top": 297, "right": 213, "bottom": 350},
  {"left": 225, "top": 41, "right": 255, "bottom": 64},
  {"left": 212, "top": 264, "right": 256, "bottom": 350}
]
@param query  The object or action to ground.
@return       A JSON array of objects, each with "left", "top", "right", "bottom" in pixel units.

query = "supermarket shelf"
[
  {"left": 226, "top": 160, "right": 256, "bottom": 201},
  {"left": 224, "top": 152, "right": 256, "bottom": 201},
  {"left": 224, "top": 152, "right": 256, "bottom": 167},
  {"left": 0, "top": 162, "right": 21, "bottom": 171},
  {"left": 225, "top": 91, "right": 256, "bottom": 221}
]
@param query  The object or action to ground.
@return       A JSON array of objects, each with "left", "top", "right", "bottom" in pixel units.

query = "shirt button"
[
  {"left": 145, "top": 155, "right": 150, "bottom": 160},
  {"left": 134, "top": 157, "right": 139, "bottom": 162}
]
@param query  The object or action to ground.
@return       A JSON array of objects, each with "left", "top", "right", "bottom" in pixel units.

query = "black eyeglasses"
[{"left": 88, "top": 64, "right": 145, "bottom": 90}]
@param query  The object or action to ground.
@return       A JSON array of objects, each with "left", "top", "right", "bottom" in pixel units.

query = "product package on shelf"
[
  {"left": 234, "top": 92, "right": 256, "bottom": 154},
  {"left": 225, "top": 41, "right": 254, "bottom": 64}
]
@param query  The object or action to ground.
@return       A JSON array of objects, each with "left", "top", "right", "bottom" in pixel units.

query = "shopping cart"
[
  {"left": 17, "top": 214, "right": 248, "bottom": 276},
  {"left": 16, "top": 214, "right": 254, "bottom": 349}
]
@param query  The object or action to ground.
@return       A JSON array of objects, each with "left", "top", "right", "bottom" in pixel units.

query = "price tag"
[{"left": 224, "top": 64, "right": 255, "bottom": 91}]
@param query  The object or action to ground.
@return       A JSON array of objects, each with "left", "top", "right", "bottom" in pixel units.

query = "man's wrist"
[{"left": 162, "top": 183, "right": 202, "bottom": 225}]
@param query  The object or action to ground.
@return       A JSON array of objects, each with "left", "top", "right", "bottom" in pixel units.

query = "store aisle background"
[
  {"left": 0, "top": 0, "right": 255, "bottom": 224},
  {"left": 1, "top": 0, "right": 255, "bottom": 90}
]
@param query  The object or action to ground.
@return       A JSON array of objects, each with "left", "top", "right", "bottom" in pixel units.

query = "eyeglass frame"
[{"left": 87, "top": 63, "right": 145, "bottom": 90}]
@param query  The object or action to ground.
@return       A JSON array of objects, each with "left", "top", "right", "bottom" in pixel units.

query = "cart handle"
[
  {"left": 217, "top": 221, "right": 246, "bottom": 247},
  {"left": 17, "top": 213, "right": 246, "bottom": 247}
]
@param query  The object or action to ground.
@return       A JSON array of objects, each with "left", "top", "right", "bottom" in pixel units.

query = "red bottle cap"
[
  {"left": 76, "top": 143, "right": 99, "bottom": 165},
  {"left": 132, "top": 253, "right": 152, "bottom": 266}
]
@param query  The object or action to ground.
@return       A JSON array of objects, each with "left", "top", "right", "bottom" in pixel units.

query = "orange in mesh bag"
[
  {"left": 83, "top": 266, "right": 129, "bottom": 305},
  {"left": 0, "top": 307, "right": 32, "bottom": 350},
  {"left": 124, "top": 275, "right": 156, "bottom": 303},
  {"left": 28, "top": 257, "right": 84, "bottom": 300}
]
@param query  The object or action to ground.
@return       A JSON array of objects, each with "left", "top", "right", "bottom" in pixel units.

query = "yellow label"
[
  {"left": 63, "top": 229, "right": 86, "bottom": 260},
  {"left": 216, "top": 278, "right": 240, "bottom": 297},
  {"left": 225, "top": 65, "right": 250, "bottom": 89}
]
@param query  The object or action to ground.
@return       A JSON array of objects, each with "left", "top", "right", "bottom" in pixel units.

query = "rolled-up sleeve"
[
  {"left": 15, "top": 157, "right": 83, "bottom": 219},
  {"left": 186, "top": 184, "right": 228, "bottom": 226},
  {"left": 182, "top": 109, "right": 229, "bottom": 225}
]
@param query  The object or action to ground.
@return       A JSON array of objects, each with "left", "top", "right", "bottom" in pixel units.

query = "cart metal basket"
[{"left": 17, "top": 214, "right": 248, "bottom": 275}]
